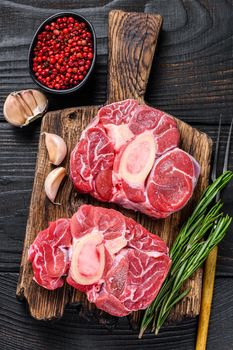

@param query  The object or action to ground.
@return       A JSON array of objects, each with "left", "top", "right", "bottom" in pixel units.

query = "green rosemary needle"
[{"left": 139, "top": 171, "right": 233, "bottom": 338}]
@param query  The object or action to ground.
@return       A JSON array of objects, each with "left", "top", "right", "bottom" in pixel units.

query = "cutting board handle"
[{"left": 107, "top": 10, "right": 162, "bottom": 104}]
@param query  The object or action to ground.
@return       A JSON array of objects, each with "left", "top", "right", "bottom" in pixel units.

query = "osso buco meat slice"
[
  {"left": 28, "top": 205, "right": 171, "bottom": 316},
  {"left": 70, "top": 99, "right": 200, "bottom": 218}
]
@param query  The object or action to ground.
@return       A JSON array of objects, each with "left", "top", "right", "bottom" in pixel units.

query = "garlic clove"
[
  {"left": 3, "top": 94, "right": 28, "bottom": 126},
  {"left": 20, "top": 90, "right": 37, "bottom": 115},
  {"left": 3, "top": 89, "right": 48, "bottom": 127},
  {"left": 43, "top": 132, "right": 67, "bottom": 166},
  {"left": 17, "top": 94, "right": 33, "bottom": 117},
  {"left": 44, "top": 167, "right": 66, "bottom": 204},
  {"left": 32, "top": 90, "right": 48, "bottom": 114}
]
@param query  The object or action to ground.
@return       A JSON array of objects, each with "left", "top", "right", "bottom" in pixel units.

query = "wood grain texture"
[
  {"left": 107, "top": 10, "right": 162, "bottom": 103},
  {"left": 0, "top": 0, "right": 232, "bottom": 124},
  {"left": 3, "top": 273, "right": 233, "bottom": 350},
  {"left": 0, "top": 0, "right": 233, "bottom": 349},
  {"left": 1, "top": 124, "right": 232, "bottom": 274},
  {"left": 16, "top": 10, "right": 212, "bottom": 323}
]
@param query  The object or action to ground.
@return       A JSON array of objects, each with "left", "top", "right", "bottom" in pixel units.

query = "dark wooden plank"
[
  {"left": 0, "top": 0, "right": 232, "bottom": 124},
  {"left": 0, "top": 123, "right": 40, "bottom": 272},
  {"left": 1, "top": 273, "right": 233, "bottom": 350},
  {"left": 1, "top": 123, "right": 232, "bottom": 274},
  {"left": 0, "top": 0, "right": 232, "bottom": 349}
]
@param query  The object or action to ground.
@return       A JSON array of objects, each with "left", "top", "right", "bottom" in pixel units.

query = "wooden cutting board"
[{"left": 17, "top": 10, "right": 212, "bottom": 325}]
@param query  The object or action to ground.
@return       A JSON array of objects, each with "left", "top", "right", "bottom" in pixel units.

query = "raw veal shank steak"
[
  {"left": 28, "top": 205, "right": 171, "bottom": 316},
  {"left": 70, "top": 99, "right": 200, "bottom": 218}
]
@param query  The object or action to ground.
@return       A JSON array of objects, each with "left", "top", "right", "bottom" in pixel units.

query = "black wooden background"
[{"left": 0, "top": 1, "right": 233, "bottom": 349}]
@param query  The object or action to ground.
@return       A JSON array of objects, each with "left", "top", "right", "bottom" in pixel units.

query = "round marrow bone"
[
  {"left": 70, "top": 230, "right": 105, "bottom": 285},
  {"left": 118, "top": 132, "right": 156, "bottom": 187}
]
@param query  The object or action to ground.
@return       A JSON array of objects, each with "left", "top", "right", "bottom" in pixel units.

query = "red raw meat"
[
  {"left": 70, "top": 99, "right": 200, "bottom": 218},
  {"left": 28, "top": 219, "right": 71, "bottom": 290},
  {"left": 28, "top": 205, "right": 171, "bottom": 316}
]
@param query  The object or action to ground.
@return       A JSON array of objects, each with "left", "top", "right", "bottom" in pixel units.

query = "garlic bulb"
[
  {"left": 3, "top": 89, "right": 48, "bottom": 127},
  {"left": 44, "top": 167, "right": 66, "bottom": 204},
  {"left": 43, "top": 132, "right": 67, "bottom": 166}
]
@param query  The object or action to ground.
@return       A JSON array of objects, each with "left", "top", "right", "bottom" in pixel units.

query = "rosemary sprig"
[{"left": 139, "top": 171, "right": 233, "bottom": 338}]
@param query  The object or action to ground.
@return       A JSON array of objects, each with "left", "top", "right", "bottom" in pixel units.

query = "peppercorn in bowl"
[{"left": 28, "top": 12, "right": 96, "bottom": 94}]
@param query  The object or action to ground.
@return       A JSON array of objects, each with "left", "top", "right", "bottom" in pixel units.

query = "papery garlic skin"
[
  {"left": 3, "top": 94, "right": 27, "bottom": 126},
  {"left": 44, "top": 167, "right": 66, "bottom": 204},
  {"left": 21, "top": 90, "right": 37, "bottom": 115},
  {"left": 43, "top": 132, "right": 67, "bottom": 166},
  {"left": 17, "top": 94, "right": 33, "bottom": 117},
  {"left": 3, "top": 89, "right": 48, "bottom": 127},
  {"left": 32, "top": 90, "right": 48, "bottom": 114}
]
